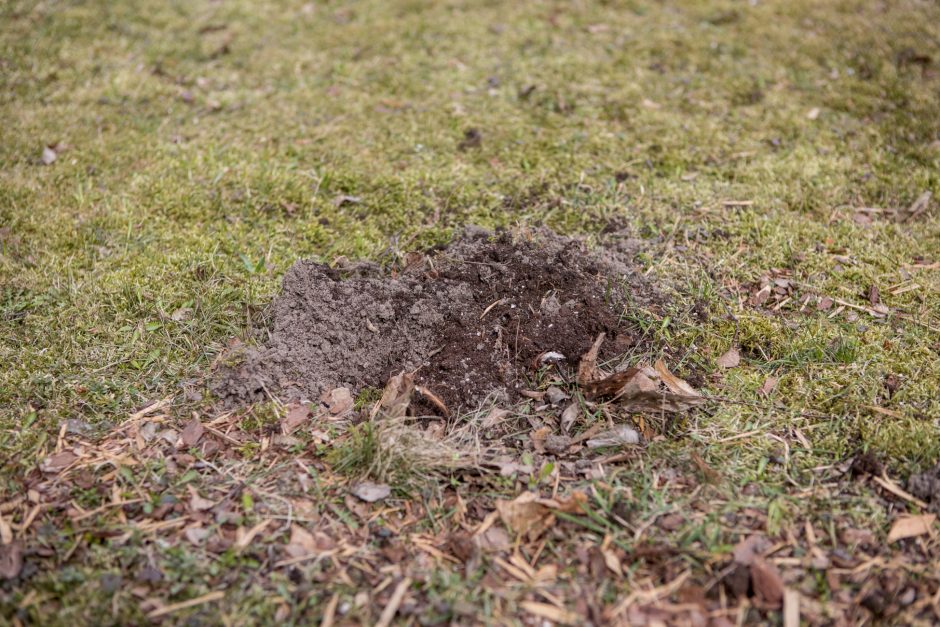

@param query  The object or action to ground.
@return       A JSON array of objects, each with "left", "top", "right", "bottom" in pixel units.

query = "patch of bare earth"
[{"left": 212, "top": 227, "right": 656, "bottom": 413}]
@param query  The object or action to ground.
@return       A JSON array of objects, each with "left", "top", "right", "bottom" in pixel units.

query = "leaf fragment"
[
  {"left": 717, "top": 348, "right": 741, "bottom": 369},
  {"left": 887, "top": 514, "right": 936, "bottom": 543},
  {"left": 351, "top": 481, "right": 391, "bottom": 503}
]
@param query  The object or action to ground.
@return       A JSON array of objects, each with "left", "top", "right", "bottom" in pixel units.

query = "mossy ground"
[{"left": 2, "top": 0, "right": 939, "bottom": 624}]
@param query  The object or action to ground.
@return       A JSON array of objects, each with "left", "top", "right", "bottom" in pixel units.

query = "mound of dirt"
[{"left": 211, "top": 228, "right": 656, "bottom": 412}]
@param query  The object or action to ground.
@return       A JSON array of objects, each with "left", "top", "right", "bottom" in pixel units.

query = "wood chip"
[
  {"left": 375, "top": 577, "right": 411, "bottom": 627},
  {"left": 147, "top": 591, "right": 225, "bottom": 619}
]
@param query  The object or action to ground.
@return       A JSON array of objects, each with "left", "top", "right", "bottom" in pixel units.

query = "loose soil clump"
[{"left": 212, "top": 228, "right": 655, "bottom": 412}]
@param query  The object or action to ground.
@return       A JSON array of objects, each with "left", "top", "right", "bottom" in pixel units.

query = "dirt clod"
[
  {"left": 212, "top": 228, "right": 653, "bottom": 412},
  {"left": 908, "top": 463, "right": 940, "bottom": 514}
]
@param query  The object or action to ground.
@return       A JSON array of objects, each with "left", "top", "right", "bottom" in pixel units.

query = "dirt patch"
[
  {"left": 908, "top": 463, "right": 940, "bottom": 514},
  {"left": 211, "top": 228, "right": 657, "bottom": 412}
]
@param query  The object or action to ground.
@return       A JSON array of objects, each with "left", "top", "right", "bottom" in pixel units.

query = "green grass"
[{"left": 2, "top": 0, "right": 940, "bottom": 623}]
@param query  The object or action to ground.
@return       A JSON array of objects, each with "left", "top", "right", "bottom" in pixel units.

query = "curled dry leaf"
[
  {"left": 717, "top": 348, "right": 741, "bottom": 369},
  {"left": 577, "top": 333, "right": 606, "bottom": 386},
  {"left": 281, "top": 403, "right": 311, "bottom": 435},
  {"left": 371, "top": 372, "right": 415, "bottom": 420},
  {"left": 40, "top": 451, "right": 78, "bottom": 474},
  {"left": 416, "top": 385, "right": 450, "bottom": 417},
  {"left": 351, "top": 481, "right": 391, "bottom": 503},
  {"left": 886, "top": 514, "right": 936, "bottom": 543}
]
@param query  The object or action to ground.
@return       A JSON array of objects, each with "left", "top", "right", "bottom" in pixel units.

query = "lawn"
[{"left": 2, "top": 0, "right": 939, "bottom": 624}]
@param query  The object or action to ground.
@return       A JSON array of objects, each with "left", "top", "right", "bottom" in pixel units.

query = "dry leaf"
[
  {"left": 520, "top": 601, "right": 578, "bottom": 625},
  {"left": 351, "top": 481, "right": 391, "bottom": 503},
  {"left": 40, "top": 451, "right": 78, "bottom": 474},
  {"left": 416, "top": 385, "right": 450, "bottom": 417},
  {"left": 586, "top": 425, "right": 640, "bottom": 448},
  {"left": 320, "top": 387, "right": 354, "bottom": 417},
  {"left": 887, "top": 514, "right": 936, "bottom": 543},
  {"left": 0, "top": 542, "right": 23, "bottom": 580},
  {"left": 751, "top": 557, "right": 784, "bottom": 606},
  {"left": 481, "top": 407, "right": 509, "bottom": 430},
  {"left": 188, "top": 485, "right": 216, "bottom": 512},
  {"left": 545, "top": 386, "right": 569, "bottom": 405},
  {"left": 495, "top": 493, "right": 553, "bottom": 540},
  {"left": 732, "top": 534, "right": 771, "bottom": 566},
  {"left": 717, "top": 348, "right": 741, "bottom": 369},
  {"left": 577, "top": 333, "right": 606, "bottom": 385},
  {"left": 285, "top": 524, "right": 318, "bottom": 558},
  {"left": 560, "top": 402, "right": 580, "bottom": 434},
  {"left": 281, "top": 403, "right": 311, "bottom": 435},
  {"left": 582, "top": 368, "right": 640, "bottom": 400},
  {"left": 690, "top": 451, "right": 721, "bottom": 483},
  {"left": 654, "top": 360, "right": 701, "bottom": 398},
  {"left": 185, "top": 527, "right": 211, "bottom": 545},
  {"left": 759, "top": 376, "right": 778, "bottom": 396},
  {"left": 602, "top": 548, "right": 622, "bottom": 576},
  {"left": 0, "top": 513, "right": 12, "bottom": 545},
  {"left": 474, "top": 526, "right": 511, "bottom": 552},
  {"left": 179, "top": 418, "right": 204, "bottom": 448},
  {"left": 371, "top": 372, "right": 415, "bottom": 419}
]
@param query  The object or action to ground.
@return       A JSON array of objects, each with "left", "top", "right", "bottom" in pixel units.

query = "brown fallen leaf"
[
  {"left": 371, "top": 372, "right": 415, "bottom": 419},
  {"left": 654, "top": 360, "right": 701, "bottom": 398},
  {"left": 188, "top": 485, "right": 216, "bottom": 512},
  {"left": 887, "top": 514, "right": 936, "bottom": 543},
  {"left": 690, "top": 451, "right": 721, "bottom": 483},
  {"left": 178, "top": 418, "right": 205, "bottom": 448},
  {"left": 320, "top": 387, "right": 354, "bottom": 417},
  {"left": 717, "top": 348, "right": 741, "bottom": 369},
  {"left": 495, "top": 493, "right": 554, "bottom": 540},
  {"left": 577, "top": 333, "right": 606, "bottom": 385},
  {"left": 582, "top": 368, "right": 641, "bottom": 400},
  {"left": 751, "top": 556, "right": 784, "bottom": 606},
  {"left": 559, "top": 401, "right": 580, "bottom": 434},
  {"left": 0, "top": 542, "right": 23, "bottom": 580},
  {"left": 281, "top": 403, "right": 311, "bottom": 435},
  {"left": 732, "top": 534, "right": 771, "bottom": 566},
  {"left": 40, "top": 451, "right": 78, "bottom": 474},
  {"left": 480, "top": 407, "right": 510, "bottom": 430},
  {"left": 416, "top": 385, "right": 450, "bottom": 417},
  {"left": 284, "top": 524, "right": 318, "bottom": 558},
  {"left": 520, "top": 601, "right": 579, "bottom": 625},
  {"left": 351, "top": 481, "right": 391, "bottom": 503},
  {"left": 759, "top": 376, "right": 779, "bottom": 396}
]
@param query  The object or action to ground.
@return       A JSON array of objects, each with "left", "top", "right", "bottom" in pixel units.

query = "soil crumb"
[
  {"left": 211, "top": 228, "right": 655, "bottom": 412},
  {"left": 908, "top": 463, "right": 940, "bottom": 514}
]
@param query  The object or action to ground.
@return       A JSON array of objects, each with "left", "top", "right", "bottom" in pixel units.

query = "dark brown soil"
[
  {"left": 908, "top": 463, "right": 940, "bottom": 514},
  {"left": 211, "top": 228, "right": 656, "bottom": 412}
]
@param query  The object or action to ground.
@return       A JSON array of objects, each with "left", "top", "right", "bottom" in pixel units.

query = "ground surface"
[{"left": 2, "top": 0, "right": 940, "bottom": 624}]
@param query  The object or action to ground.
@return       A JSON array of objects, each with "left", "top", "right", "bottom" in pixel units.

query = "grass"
[{"left": 2, "top": 0, "right": 940, "bottom": 623}]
